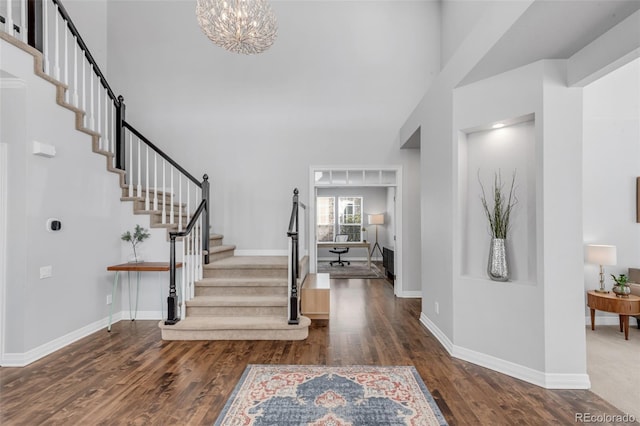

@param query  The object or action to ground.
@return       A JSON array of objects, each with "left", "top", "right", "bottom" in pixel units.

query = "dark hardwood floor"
[{"left": 0, "top": 278, "right": 628, "bottom": 425}]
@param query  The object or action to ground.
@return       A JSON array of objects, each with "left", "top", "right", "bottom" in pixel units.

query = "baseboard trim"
[
  {"left": 585, "top": 314, "right": 630, "bottom": 326},
  {"left": 419, "top": 312, "right": 453, "bottom": 354},
  {"left": 419, "top": 312, "right": 591, "bottom": 390},
  {"left": 397, "top": 290, "right": 421, "bottom": 298},
  {"left": 1, "top": 312, "right": 122, "bottom": 367},
  {"left": 235, "top": 250, "right": 288, "bottom": 256},
  {"left": 0, "top": 310, "right": 166, "bottom": 367}
]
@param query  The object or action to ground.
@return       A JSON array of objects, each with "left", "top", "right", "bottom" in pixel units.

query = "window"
[
  {"left": 316, "top": 197, "right": 335, "bottom": 242},
  {"left": 338, "top": 197, "right": 362, "bottom": 242},
  {"left": 316, "top": 196, "right": 363, "bottom": 242}
]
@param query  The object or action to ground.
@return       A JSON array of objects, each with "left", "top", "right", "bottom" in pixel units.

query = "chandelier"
[{"left": 196, "top": 0, "right": 278, "bottom": 55}]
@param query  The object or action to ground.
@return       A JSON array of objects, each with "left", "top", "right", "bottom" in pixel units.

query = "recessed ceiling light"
[{"left": 492, "top": 123, "right": 505, "bottom": 129}]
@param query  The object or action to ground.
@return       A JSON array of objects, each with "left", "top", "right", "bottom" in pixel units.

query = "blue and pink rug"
[{"left": 215, "top": 365, "right": 448, "bottom": 425}]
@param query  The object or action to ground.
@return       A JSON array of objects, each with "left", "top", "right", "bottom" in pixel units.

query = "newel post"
[
  {"left": 165, "top": 233, "right": 179, "bottom": 325},
  {"left": 288, "top": 188, "right": 300, "bottom": 324},
  {"left": 202, "top": 174, "right": 210, "bottom": 264},
  {"left": 115, "top": 95, "right": 126, "bottom": 171}
]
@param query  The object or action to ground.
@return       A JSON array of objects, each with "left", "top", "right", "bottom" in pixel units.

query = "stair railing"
[
  {"left": 0, "top": 0, "right": 210, "bottom": 324},
  {"left": 287, "top": 188, "right": 306, "bottom": 324}
]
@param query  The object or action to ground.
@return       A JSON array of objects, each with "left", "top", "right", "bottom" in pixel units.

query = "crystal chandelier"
[{"left": 196, "top": 0, "right": 278, "bottom": 55}]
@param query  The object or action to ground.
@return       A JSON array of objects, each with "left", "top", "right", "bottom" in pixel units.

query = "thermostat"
[{"left": 46, "top": 218, "right": 62, "bottom": 232}]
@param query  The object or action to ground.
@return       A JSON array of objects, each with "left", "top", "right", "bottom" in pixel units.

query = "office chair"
[{"left": 329, "top": 234, "right": 350, "bottom": 266}]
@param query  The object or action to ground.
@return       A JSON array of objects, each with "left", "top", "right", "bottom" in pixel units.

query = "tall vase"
[{"left": 488, "top": 238, "right": 509, "bottom": 281}]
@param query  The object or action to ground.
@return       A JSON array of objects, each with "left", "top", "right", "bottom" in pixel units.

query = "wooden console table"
[
  {"left": 106, "top": 262, "right": 182, "bottom": 332},
  {"left": 587, "top": 290, "right": 640, "bottom": 340},
  {"left": 317, "top": 241, "right": 371, "bottom": 269}
]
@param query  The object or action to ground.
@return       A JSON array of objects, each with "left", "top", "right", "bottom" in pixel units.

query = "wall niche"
[{"left": 458, "top": 115, "right": 537, "bottom": 284}]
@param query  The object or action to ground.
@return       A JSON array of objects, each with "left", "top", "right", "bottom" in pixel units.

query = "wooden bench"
[{"left": 301, "top": 273, "right": 330, "bottom": 320}]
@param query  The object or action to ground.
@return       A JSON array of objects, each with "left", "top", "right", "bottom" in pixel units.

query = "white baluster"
[
  {"left": 162, "top": 159, "right": 166, "bottom": 224},
  {"left": 72, "top": 39, "right": 79, "bottom": 107},
  {"left": 63, "top": 22, "right": 69, "bottom": 103},
  {"left": 178, "top": 176, "right": 183, "bottom": 231},
  {"left": 170, "top": 167, "right": 175, "bottom": 225},
  {"left": 104, "top": 95, "right": 110, "bottom": 154},
  {"left": 6, "top": 0, "right": 14, "bottom": 39},
  {"left": 81, "top": 54, "right": 86, "bottom": 124},
  {"left": 89, "top": 68, "right": 95, "bottom": 130},
  {"left": 43, "top": 0, "right": 49, "bottom": 75},
  {"left": 137, "top": 138, "right": 141, "bottom": 198},
  {"left": 153, "top": 153, "right": 158, "bottom": 211},
  {"left": 186, "top": 182, "right": 191, "bottom": 232},
  {"left": 97, "top": 83, "right": 101, "bottom": 149},
  {"left": 145, "top": 145, "right": 150, "bottom": 211},
  {"left": 20, "top": 0, "right": 27, "bottom": 43},
  {"left": 53, "top": 4, "right": 60, "bottom": 80},
  {"left": 128, "top": 132, "right": 133, "bottom": 197}
]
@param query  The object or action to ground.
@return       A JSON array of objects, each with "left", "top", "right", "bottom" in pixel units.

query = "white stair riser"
[
  {"left": 195, "top": 286, "right": 287, "bottom": 297},
  {"left": 208, "top": 249, "right": 235, "bottom": 262},
  {"left": 186, "top": 306, "right": 287, "bottom": 316},
  {"left": 161, "top": 327, "right": 308, "bottom": 341},
  {"left": 203, "top": 268, "right": 287, "bottom": 279}
]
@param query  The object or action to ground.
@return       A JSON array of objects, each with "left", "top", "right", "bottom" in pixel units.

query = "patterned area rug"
[
  {"left": 215, "top": 365, "right": 448, "bottom": 425},
  {"left": 317, "top": 261, "right": 385, "bottom": 279}
]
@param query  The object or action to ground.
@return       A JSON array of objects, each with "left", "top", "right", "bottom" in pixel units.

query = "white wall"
[
  {"left": 440, "top": 0, "right": 491, "bottom": 69},
  {"left": 583, "top": 59, "right": 640, "bottom": 320},
  {"left": 104, "top": 0, "right": 439, "bottom": 256},
  {"left": 63, "top": 0, "right": 108, "bottom": 72},
  {"left": 0, "top": 40, "right": 122, "bottom": 360}
]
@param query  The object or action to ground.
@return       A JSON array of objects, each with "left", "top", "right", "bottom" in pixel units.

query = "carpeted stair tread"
[
  {"left": 196, "top": 277, "right": 287, "bottom": 287},
  {"left": 160, "top": 316, "right": 310, "bottom": 330},
  {"left": 205, "top": 256, "right": 288, "bottom": 269},
  {"left": 187, "top": 295, "right": 287, "bottom": 307}
]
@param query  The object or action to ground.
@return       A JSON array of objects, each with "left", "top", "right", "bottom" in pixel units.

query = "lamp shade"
[
  {"left": 368, "top": 214, "right": 384, "bottom": 226},
  {"left": 585, "top": 244, "right": 617, "bottom": 266}
]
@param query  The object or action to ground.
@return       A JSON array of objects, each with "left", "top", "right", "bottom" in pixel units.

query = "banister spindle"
[
  {"left": 89, "top": 66, "right": 95, "bottom": 130},
  {"left": 20, "top": 0, "right": 27, "bottom": 43},
  {"left": 170, "top": 166, "right": 175, "bottom": 224},
  {"left": 42, "top": 0, "right": 49, "bottom": 74},
  {"left": 96, "top": 82, "right": 101, "bottom": 148},
  {"left": 72, "top": 38, "right": 79, "bottom": 107},
  {"left": 53, "top": 3, "right": 60, "bottom": 80},
  {"left": 178, "top": 175, "right": 183, "bottom": 231},
  {"left": 153, "top": 152, "right": 158, "bottom": 211},
  {"left": 63, "top": 21, "right": 69, "bottom": 102},
  {"left": 128, "top": 131, "right": 133, "bottom": 197},
  {"left": 81, "top": 53, "right": 86, "bottom": 122},
  {"left": 145, "top": 145, "right": 150, "bottom": 210},
  {"left": 162, "top": 159, "right": 167, "bottom": 224},
  {"left": 136, "top": 137, "right": 141, "bottom": 198}
]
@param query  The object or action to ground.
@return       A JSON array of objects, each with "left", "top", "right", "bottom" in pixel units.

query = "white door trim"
[{"left": 308, "top": 165, "right": 404, "bottom": 296}]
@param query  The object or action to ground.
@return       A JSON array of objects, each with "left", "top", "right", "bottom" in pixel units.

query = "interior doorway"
[{"left": 308, "top": 166, "right": 404, "bottom": 296}]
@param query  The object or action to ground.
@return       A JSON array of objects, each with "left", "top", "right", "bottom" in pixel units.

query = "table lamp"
[
  {"left": 585, "top": 244, "right": 617, "bottom": 293},
  {"left": 368, "top": 213, "right": 384, "bottom": 259}
]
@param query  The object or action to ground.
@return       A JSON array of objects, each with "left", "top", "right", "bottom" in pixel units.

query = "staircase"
[
  {"left": 0, "top": 1, "right": 310, "bottom": 342},
  {"left": 160, "top": 248, "right": 311, "bottom": 340}
]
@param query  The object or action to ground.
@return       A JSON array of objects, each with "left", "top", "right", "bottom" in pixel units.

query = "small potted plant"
[
  {"left": 121, "top": 224, "right": 150, "bottom": 263},
  {"left": 610, "top": 273, "right": 631, "bottom": 297}
]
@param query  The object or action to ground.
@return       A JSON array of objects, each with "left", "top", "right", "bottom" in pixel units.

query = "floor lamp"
[{"left": 368, "top": 214, "right": 384, "bottom": 260}]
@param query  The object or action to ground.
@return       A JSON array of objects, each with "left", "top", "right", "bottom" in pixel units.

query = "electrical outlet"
[
  {"left": 106, "top": 294, "right": 112, "bottom": 305},
  {"left": 435, "top": 301, "right": 439, "bottom": 315},
  {"left": 39, "top": 265, "right": 53, "bottom": 279}
]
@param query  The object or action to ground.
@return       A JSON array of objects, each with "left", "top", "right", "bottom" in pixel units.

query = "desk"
[
  {"left": 106, "top": 262, "right": 182, "bottom": 332},
  {"left": 587, "top": 290, "right": 640, "bottom": 340},
  {"left": 317, "top": 241, "right": 371, "bottom": 269}
]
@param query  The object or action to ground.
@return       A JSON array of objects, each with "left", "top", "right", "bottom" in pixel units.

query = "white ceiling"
[{"left": 460, "top": 0, "right": 640, "bottom": 86}]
